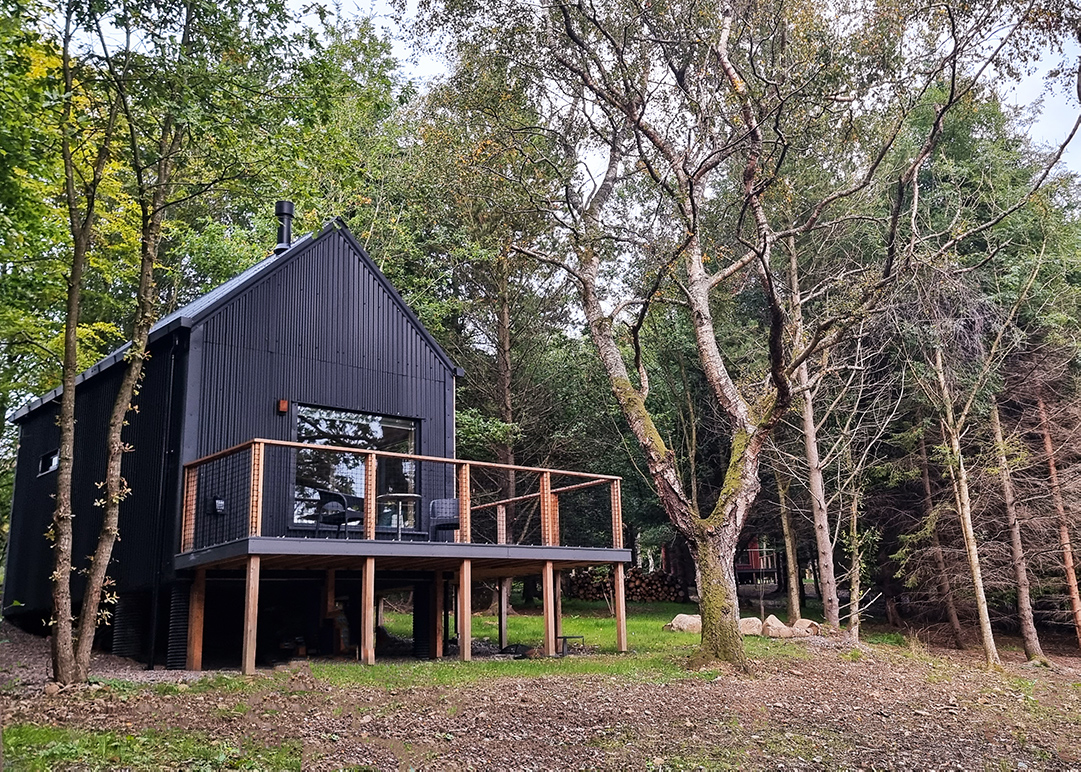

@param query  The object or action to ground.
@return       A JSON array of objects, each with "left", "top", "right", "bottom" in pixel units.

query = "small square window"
[{"left": 38, "top": 450, "right": 59, "bottom": 476}]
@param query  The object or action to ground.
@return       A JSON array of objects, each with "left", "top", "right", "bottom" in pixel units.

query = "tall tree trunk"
[
  {"left": 943, "top": 422, "right": 1000, "bottom": 667},
  {"left": 51, "top": 10, "right": 120, "bottom": 684},
  {"left": 690, "top": 527, "right": 746, "bottom": 667},
  {"left": 578, "top": 244, "right": 766, "bottom": 670},
  {"left": 847, "top": 488, "right": 861, "bottom": 642},
  {"left": 51, "top": 231, "right": 86, "bottom": 686},
  {"left": 922, "top": 436, "right": 965, "bottom": 649},
  {"left": 798, "top": 366, "right": 840, "bottom": 628},
  {"left": 786, "top": 235, "right": 840, "bottom": 627},
  {"left": 495, "top": 253, "right": 517, "bottom": 528},
  {"left": 68, "top": 104, "right": 179, "bottom": 678},
  {"left": 933, "top": 348, "right": 999, "bottom": 668},
  {"left": 989, "top": 403, "right": 1046, "bottom": 664},
  {"left": 1037, "top": 395, "right": 1081, "bottom": 649},
  {"left": 777, "top": 474, "right": 801, "bottom": 622}
]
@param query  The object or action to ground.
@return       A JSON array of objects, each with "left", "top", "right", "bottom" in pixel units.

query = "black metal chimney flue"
[{"left": 274, "top": 200, "right": 294, "bottom": 254}]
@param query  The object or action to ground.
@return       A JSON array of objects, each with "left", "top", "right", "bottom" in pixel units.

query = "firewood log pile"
[{"left": 564, "top": 566, "right": 687, "bottom": 603}]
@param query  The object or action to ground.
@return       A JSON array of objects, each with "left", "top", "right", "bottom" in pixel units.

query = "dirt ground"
[{"left": 3, "top": 620, "right": 1081, "bottom": 770}]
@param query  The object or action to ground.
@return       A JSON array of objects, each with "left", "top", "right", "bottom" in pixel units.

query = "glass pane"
[{"left": 294, "top": 406, "right": 418, "bottom": 528}]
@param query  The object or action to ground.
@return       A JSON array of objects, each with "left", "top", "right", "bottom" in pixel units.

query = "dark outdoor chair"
[
  {"left": 429, "top": 498, "right": 460, "bottom": 542},
  {"left": 311, "top": 488, "right": 364, "bottom": 538}
]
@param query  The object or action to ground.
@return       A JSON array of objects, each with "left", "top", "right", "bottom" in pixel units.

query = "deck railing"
[{"left": 179, "top": 439, "right": 624, "bottom": 554}]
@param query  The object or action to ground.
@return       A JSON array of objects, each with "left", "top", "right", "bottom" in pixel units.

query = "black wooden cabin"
[{"left": 3, "top": 211, "right": 629, "bottom": 671}]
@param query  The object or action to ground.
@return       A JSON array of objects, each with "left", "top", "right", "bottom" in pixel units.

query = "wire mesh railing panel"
[
  {"left": 191, "top": 448, "right": 253, "bottom": 550},
  {"left": 180, "top": 439, "right": 622, "bottom": 551}
]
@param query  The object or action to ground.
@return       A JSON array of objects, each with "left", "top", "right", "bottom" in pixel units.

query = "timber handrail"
[
  {"left": 183, "top": 438, "right": 621, "bottom": 480},
  {"left": 470, "top": 477, "right": 611, "bottom": 512},
  {"left": 180, "top": 438, "right": 624, "bottom": 553}
]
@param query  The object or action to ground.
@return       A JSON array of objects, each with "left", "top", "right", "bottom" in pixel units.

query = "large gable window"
[{"left": 294, "top": 406, "right": 419, "bottom": 531}]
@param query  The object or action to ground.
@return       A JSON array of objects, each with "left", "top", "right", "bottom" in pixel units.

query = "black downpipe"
[{"left": 146, "top": 332, "right": 180, "bottom": 669}]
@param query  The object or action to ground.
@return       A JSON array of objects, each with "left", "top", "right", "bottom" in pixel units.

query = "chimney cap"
[{"left": 275, "top": 200, "right": 294, "bottom": 217}]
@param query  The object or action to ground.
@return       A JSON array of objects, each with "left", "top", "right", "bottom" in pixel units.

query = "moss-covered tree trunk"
[{"left": 691, "top": 530, "right": 746, "bottom": 667}]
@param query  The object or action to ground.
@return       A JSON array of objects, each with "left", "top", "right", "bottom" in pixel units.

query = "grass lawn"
[
  {"left": 4, "top": 601, "right": 807, "bottom": 768},
  {"left": 312, "top": 600, "right": 807, "bottom": 689}
]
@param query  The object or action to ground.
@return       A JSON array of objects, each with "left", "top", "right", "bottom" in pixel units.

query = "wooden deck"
[{"left": 177, "top": 440, "right": 630, "bottom": 673}]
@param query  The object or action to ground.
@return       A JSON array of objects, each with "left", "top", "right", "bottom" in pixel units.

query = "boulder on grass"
[
  {"left": 739, "top": 617, "right": 763, "bottom": 636},
  {"left": 763, "top": 614, "right": 798, "bottom": 639},
  {"left": 792, "top": 618, "right": 821, "bottom": 636},
  {"left": 662, "top": 613, "right": 702, "bottom": 633}
]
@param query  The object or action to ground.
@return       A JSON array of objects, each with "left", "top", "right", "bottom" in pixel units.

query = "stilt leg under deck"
[
  {"left": 430, "top": 573, "right": 444, "bottom": 659},
  {"left": 498, "top": 577, "right": 511, "bottom": 650},
  {"left": 361, "top": 557, "right": 375, "bottom": 664},
  {"left": 542, "top": 561, "right": 557, "bottom": 657},
  {"left": 242, "top": 556, "right": 260, "bottom": 675},
  {"left": 554, "top": 569, "right": 564, "bottom": 642},
  {"left": 613, "top": 563, "right": 628, "bottom": 652},
  {"left": 186, "top": 568, "right": 205, "bottom": 671},
  {"left": 323, "top": 569, "right": 338, "bottom": 653},
  {"left": 458, "top": 560, "right": 472, "bottom": 661}
]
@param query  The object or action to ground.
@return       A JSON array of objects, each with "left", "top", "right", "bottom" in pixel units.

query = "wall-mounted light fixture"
[{"left": 277, "top": 399, "right": 289, "bottom": 415}]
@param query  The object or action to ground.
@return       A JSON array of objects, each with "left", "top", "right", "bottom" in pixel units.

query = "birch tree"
[{"left": 422, "top": 0, "right": 1080, "bottom": 665}]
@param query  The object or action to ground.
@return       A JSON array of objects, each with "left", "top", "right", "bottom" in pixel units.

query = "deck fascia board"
[{"left": 176, "top": 538, "right": 631, "bottom": 571}]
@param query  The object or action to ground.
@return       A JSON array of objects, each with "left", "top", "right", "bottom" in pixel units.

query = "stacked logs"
[{"left": 564, "top": 566, "right": 687, "bottom": 603}]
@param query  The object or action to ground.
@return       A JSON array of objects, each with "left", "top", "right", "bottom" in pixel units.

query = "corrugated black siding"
[
  {"left": 182, "top": 228, "right": 454, "bottom": 470},
  {"left": 3, "top": 333, "right": 186, "bottom": 618},
  {"left": 4, "top": 224, "right": 456, "bottom": 634}
]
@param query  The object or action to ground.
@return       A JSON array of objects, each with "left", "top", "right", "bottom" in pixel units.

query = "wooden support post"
[
  {"left": 551, "top": 496, "right": 560, "bottom": 546},
  {"left": 186, "top": 568, "right": 205, "bottom": 671},
  {"left": 181, "top": 466, "right": 197, "bottom": 552},
  {"left": 324, "top": 569, "right": 336, "bottom": 617},
  {"left": 610, "top": 479, "right": 628, "bottom": 652},
  {"left": 610, "top": 480, "right": 623, "bottom": 549},
  {"left": 446, "top": 577, "right": 455, "bottom": 645},
  {"left": 614, "top": 562, "right": 628, "bottom": 653},
  {"left": 364, "top": 454, "right": 377, "bottom": 540},
  {"left": 542, "top": 560, "right": 556, "bottom": 656},
  {"left": 376, "top": 596, "right": 385, "bottom": 628},
  {"left": 242, "top": 556, "right": 261, "bottom": 675},
  {"left": 430, "top": 574, "right": 444, "bottom": 659},
  {"left": 360, "top": 557, "right": 375, "bottom": 664},
  {"left": 498, "top": 577, "right": 511, "bottom": 650},
  {"left": 457, "top": 464, "right": 471, "bottom": 543},
  {"left": 458, "top": 560, "right": 472, "bottom": 661},
  {"left": 540, "top": 472, "right": 553, "bottom": 546},
  {"left": 323, "top": 569, "right": 338, "bottom": 654},
  {"left": 497, "top": 504, "right": 507, "bottom": 545},
  {"left": 249, "top": 442, "right": 265, "bottom": 536},
  {"left": 554, "top": 569, "right": 563, "bottom": 641}
]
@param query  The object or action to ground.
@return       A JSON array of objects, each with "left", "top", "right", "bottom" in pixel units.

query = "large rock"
[
  {"left": 739, "top": 617, "right": 763, "bottom": 636},
  {"left": 792, "top": 618, "right": 821, "bottom": 636},
  {"left": 662, "top": 613, "right": 702, "bottom": 633},
  {"left": 763, "top": 614, "right": 798, "bottom": 639}
]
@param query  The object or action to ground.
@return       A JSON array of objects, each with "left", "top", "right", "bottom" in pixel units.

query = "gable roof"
[{"left": 11, "top": 219, "right": 460, "bottom": 422}]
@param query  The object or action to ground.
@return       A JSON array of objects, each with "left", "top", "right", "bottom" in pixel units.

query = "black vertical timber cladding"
[
  {"left": 3, "top": 335, "right": 185, "bottom": 619},
  {"left": 193, "top": 230, "right": 451, "bottom": 458},
  {"left": 4, "top": 223, "right": 457, "bottom": 634},
  {"left": 189, "top": 229, "right": 454, "bottom": 497}
]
